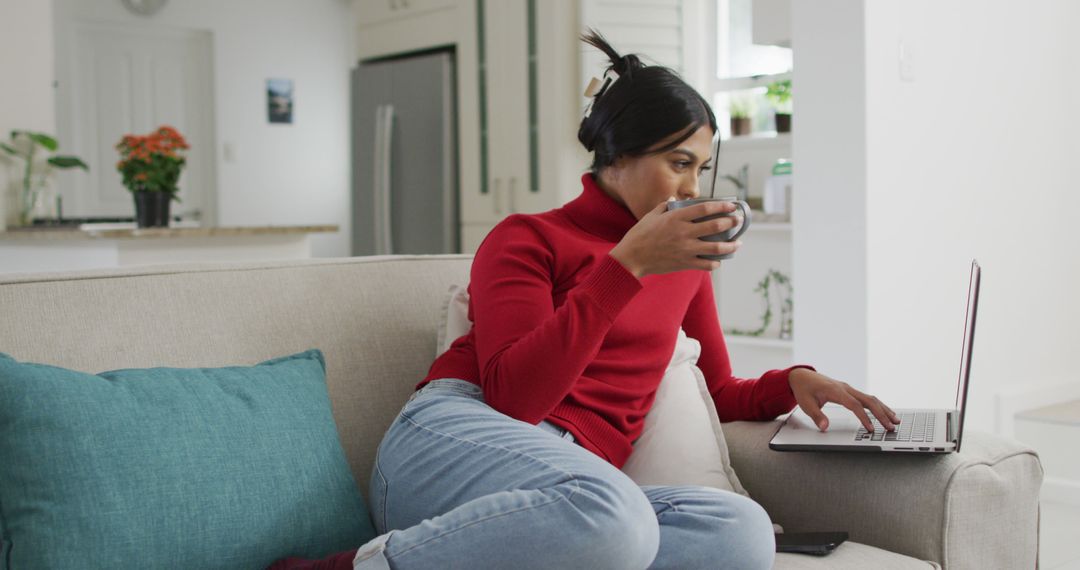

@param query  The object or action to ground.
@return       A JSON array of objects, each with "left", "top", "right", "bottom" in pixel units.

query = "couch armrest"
[{"left": 723, "top": 419, "right": 1043, "bottom": 570}]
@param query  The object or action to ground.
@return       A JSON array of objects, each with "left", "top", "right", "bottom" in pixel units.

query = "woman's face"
[{"left": 598, "top": 126, "right": 715, "bottom": 219}]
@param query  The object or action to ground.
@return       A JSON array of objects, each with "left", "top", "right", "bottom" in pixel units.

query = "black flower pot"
[
  {"left": 134, "top": 191, "right": 172, "bottom": 228},
  {"left": 775, "top": 112, "right": 792, "bottom": 133},
  {"left": 730, "top": 117, "right": 752, "bottom": 137}
]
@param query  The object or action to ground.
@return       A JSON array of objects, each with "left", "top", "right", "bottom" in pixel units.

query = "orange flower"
[{"left": 115, "top": 125, "right": 190, "bottom": 193}]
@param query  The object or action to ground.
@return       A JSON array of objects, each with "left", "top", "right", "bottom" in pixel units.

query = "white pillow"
[
  {"left": 435, "top": 284, "right": 473, "bottom": 357},
  {"left": 620, "top": 328, "right": 749, "bottom": 497},
  {"left": 434, "top": 283, "right": 749, "bottom": 497}
]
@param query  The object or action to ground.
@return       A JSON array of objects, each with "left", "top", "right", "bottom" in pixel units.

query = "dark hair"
[{"left": 577, "top": 30, "right": 717, "bottom": 175}]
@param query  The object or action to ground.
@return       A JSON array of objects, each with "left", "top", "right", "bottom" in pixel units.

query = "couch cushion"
[
  {"left": 775, "top": 541, "right": 941, "bottom": 568},
  {"left": 620, "top": 328, "right": 749, "bottom": 496},
  {"left": 0, "top": 255, "right": 474, "bottom": 509},
  {"left": 0, "top": 349, "right": 374, "bottom": 569}
]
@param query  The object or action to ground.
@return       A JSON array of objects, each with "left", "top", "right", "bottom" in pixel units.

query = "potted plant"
[
  {"left": 1, "top": 131, "right": 89, "bottom": 227},
  {"left": 719, "top": 163, "right": 750, "bottom": 202},
  {"left": 115, "top": 125, "right": 189, "bottom": 228},
  {"left": 766, "top": 79, "right": 793, "bottom": 133},
  {"left": 728, "top": 95, "right": 754, "bottom": 137}
]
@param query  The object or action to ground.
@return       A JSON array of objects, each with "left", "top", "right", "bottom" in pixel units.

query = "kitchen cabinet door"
[
  {"left": 354, "top": 0, "right": 458, "bottom": 29},
  {"left": 461, "top": 0, "right": 539, "bottom": 224}
]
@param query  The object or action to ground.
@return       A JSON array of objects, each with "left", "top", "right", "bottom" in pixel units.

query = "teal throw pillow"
[{"left": 0, "top": 349, "right": 375, "bottom": 569}]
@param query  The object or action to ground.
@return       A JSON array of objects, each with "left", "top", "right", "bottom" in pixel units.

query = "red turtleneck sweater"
[{"left": 422, "top": 173, "right": 812, "bottom": 468}]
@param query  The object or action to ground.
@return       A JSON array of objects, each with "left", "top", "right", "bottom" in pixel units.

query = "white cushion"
[
  {"left": 435, "top": 283, "right": 748, "bottom": 498},
  {"left": 435, "top": 284, "right": 473, "bottom": 357},
  {"left": 620, "top": 328, "right": 749, "bottom": 496}
]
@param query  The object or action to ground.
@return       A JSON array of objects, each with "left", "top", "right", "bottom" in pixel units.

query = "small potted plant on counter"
[
  {"left": 1, "top": 131, "right": 89, "bottom": 228},
  {"left": 766, "top": 79, "right": 792, "bottom": 133},
  {"left": 115, "top": 126, "right": 189, "bottom": 228},
  {"left": 729, "top": 95, "right": 754, "bottom": 137}
]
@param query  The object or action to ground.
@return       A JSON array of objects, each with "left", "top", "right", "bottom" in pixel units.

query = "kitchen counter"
[
  {"left": 0, "top": 225, "right": 339, "bottom": 274},
  {"left": 0, "top": 224, "right": 337, "bottom": 240}
]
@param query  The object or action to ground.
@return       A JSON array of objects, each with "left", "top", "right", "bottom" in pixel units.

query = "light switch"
[{"left": 898, "top": 39, "right": 916, "bottom": 82}]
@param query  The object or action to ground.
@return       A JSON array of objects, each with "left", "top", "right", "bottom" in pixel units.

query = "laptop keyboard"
[{"left": 855, "top": 412, "right": 936, "bottom": 442}]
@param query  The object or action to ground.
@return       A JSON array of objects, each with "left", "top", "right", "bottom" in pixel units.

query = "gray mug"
[{"left": 665, "top": 198, "right": 751, "bottom": 261}]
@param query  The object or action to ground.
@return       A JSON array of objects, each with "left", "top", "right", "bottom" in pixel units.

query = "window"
[{"left": 707, "top": 0, "right": 792, "bottom": 138}]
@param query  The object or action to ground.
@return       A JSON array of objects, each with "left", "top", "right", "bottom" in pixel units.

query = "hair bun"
[
  {"left": 581, "top": 29, "right": 643, "bottom": 78},
  {"left": 577, "top": 27, "right": 718, "bottom": 177},
  {"left": 615, "top": 54, "right": 643, "bottom": 75}
]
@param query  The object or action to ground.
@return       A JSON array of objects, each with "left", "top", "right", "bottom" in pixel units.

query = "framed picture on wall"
[{"left": 267, "top": 78, "right": 294, "bottom": 124}]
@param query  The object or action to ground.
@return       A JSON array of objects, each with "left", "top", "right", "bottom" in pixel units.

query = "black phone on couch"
[{"left": 775, "top": 531, "right": 848, "bottom": 555}]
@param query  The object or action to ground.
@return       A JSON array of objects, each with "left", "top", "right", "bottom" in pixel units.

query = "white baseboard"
[
  {"left": 1041, "top": 476, "right": 1080, "bottom": 508},
  {"left": 995, "top": 382, "right": 1080, "bottom": 438}
]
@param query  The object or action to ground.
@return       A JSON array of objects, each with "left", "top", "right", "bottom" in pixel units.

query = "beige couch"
[{"left": 0, "top": 255, "right": 1042, "bottom": 569}]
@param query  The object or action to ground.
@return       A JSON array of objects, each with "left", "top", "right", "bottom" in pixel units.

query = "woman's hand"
[
  {"left": 788, "top": 368, "right": 901, "bottom": 433},
  {"left": 609, "top": 200, "right": 743, "bottom": 278}
]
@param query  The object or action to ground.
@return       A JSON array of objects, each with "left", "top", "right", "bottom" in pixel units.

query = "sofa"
[{"left": 0, "top": 255, "right": 1042, "bottom": 569}]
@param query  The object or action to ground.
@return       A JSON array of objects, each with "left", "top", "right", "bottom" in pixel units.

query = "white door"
[{"left": 55, "top": 21, "right": 216, "bottom": 223}]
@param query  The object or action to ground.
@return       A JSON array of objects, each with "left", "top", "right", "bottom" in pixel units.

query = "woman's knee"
[
  {"left": 720, "top": 492, "right": 776, "bottom": 569},
  {"left": 649, "top": 486, "right": 775, "bottom": 569},
  {"left": 568, "top": 473, "right": 660, "bottom": 569}
]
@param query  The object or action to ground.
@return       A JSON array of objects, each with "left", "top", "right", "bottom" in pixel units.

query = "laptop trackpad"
[{"left": 787, "top": 405, "right": 866, "bottom": 432}]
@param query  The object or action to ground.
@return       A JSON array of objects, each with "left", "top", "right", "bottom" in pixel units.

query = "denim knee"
[
  {"left": 569, "top": 474, "right": 661, "bottom": 569},
  {"left": 725, "top": 494, "right": 776, "bottom": 570}
]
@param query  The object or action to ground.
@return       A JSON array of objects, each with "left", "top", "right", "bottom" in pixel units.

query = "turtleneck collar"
[{"left": 562, "top": 173, "right": 639, "bottom": 242}]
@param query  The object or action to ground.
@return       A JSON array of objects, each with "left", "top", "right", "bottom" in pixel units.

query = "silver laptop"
[{"left": 769, "top": 259, "right": 980, "bottom": 454}]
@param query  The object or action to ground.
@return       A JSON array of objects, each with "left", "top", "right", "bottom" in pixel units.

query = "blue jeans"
[{"left": 354, "top": 378, "right": 775, "bottom": 569}]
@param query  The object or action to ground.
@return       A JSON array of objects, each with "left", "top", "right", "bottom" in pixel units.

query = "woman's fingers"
[
  {"left": 794, "top": 393, "right": 831, "bottom": 432},
  {"left": 688, "top": 215, "right": 741, "bottom": 238},
  {"left": 692, "top": 239, "right": 741, "bottom": 258},
  {"left": 848, "top": 387, "right": 900, "bottom": 430},
  {"left": 831, "top": 390, "right": 875, "bottom": 433}
]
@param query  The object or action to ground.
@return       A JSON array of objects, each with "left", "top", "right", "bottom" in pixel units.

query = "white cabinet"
[
  {"left": 462, "top": 0, "right": 558, "bottom": 226},
  {"left": 460, "top": 221, "right": 494, "bottom": 254},
  {"left": 752, "top": 0, "right": 792, "bottom": 48},
  {"left": 354, "top": 0, "right": 457, "bottom": 29},
  {"left": 353, "top": 0, "right": 458, "bottom": 61},
  {"left": 462, "top": 0, "right": 528, "bottom": 224}
]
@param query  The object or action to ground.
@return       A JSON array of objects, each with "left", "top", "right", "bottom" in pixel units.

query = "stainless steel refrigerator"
[{"left": 351, "top": 50, "right": 459, "bottom": 255}]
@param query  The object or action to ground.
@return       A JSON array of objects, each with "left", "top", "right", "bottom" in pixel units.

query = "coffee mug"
[{"left": 666, "top": 198, "right": 751, "bottom": 261}]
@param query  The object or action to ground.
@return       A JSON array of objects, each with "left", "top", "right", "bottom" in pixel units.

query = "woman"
[{"left": 274, "top": 31, "right": 899, "bottom": 570}]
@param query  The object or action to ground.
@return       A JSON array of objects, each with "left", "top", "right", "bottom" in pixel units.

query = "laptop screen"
[{"left": 954, "top": 260, "right": 981, "bottom": 452}]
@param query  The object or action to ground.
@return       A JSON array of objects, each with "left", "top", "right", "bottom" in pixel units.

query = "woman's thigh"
[{"left": 369, "top": 379, "right": 651, "bottom": 536}]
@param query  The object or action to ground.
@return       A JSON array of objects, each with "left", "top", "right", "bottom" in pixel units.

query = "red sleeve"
[
  {"left": 681, "top": 272, "right": 814, "bottom": 421},
  {"left": 469, "top": 216, "right": 642, "bottom": 424}
]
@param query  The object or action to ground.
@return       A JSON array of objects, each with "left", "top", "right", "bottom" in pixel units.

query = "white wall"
[
  {"left": 51, "top": 0, "right": 355, "bottom": 257},
  {"left": 863, "top": 0, "right": 1080, "bottom": 433},
  {"left": 794, "top": 0, "right": 1080, "bottom": 435},
  {"left": 790, "top": 1, "right": 869, "bottom": 389},
  {"left": 0, "top": 0, "right": 56, "bottom": 230}
]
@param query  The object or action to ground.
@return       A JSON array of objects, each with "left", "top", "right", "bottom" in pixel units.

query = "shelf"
[
  {"left": 713, "top": 71, "right": 792, "bottom": 92},
  {"left": 724, "top": 335, "right": 793, "bottom": 350},
  {"left": 722, "top": 132, "right": 791, "bottom": 149}
]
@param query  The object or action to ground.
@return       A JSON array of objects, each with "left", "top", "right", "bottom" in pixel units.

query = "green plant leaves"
[
  {"left": 765, "top": 80, "right": 793, "bottom": 111},
  {"left": 47, "top": 156, "right": 90, "bottom": 170},
  {"left": 725, "top": 268, "right": 793, "bottom": 338},
  {"left": 9, "top": 130, "right": 59, "bottom": 151},
  {"left": 29, "top": 133, "right": 58, "bottom": 151}
]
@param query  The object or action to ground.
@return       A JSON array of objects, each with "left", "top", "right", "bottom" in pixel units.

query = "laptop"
[{"left": 769, "top": 259, "right": 980, "bottom": 454}]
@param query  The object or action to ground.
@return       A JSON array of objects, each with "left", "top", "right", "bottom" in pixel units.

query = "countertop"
[{"left": 0, "top": 224, "right": 339, "bottom": 241}]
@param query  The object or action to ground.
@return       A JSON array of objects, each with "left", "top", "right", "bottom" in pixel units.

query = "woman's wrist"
[
  {"left": 787, "top": 367, "right": 813, "bottom": 391},
  {"left": 609, "top": 245, "right": 645, "bottom": 278}
]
